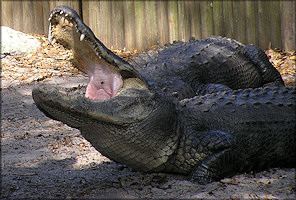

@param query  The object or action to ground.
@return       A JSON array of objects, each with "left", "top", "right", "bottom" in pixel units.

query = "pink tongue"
[{"left": 85, "top": 65, "right": 123, "bottom": 100}]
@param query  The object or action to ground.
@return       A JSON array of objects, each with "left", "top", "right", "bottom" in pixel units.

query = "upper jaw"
[
  {"left": 48, "top": 5, "right": 135, "bottom": 73},
  {"left": 47, "top": 5, "right": 147, "bottom": 100}
]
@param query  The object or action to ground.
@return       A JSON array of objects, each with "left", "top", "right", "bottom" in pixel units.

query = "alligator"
[{"left": 32, "top": 5, "right": 295, "bottom": 184}]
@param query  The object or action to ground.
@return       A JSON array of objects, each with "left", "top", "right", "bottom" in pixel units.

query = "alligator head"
[{"left": 32, "top": 5, "right": 179, "bottom": 171}]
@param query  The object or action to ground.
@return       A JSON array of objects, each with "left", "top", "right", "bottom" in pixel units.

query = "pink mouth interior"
[{"left": 85, "top": 64, "right": 123, "bottom": 100}]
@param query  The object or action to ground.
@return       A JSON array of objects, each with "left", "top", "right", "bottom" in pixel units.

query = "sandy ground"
[{"left": 1, "top": 35, "right": 296, "bottom": 199}]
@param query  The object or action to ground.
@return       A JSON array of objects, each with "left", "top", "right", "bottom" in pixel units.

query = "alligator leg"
[
  {"left": 203, "top": 37, "right": 284, "bottom": 87},
  {"left": 190, "top": 130, "right": 246, "bottom": 184},
  {"left": 174, "top": 129, "right": 247, "bottom": 184},
  {"left": 190, "top": 148, "right": 245, "bottom": 184},
  {"left": 193, "top": 44, "right": 285, "bottom": 96},
  {"left": 241, "top": 45, "right": 285, "bottom": 86}
]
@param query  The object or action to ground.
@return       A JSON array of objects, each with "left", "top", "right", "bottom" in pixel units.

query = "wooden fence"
[{"left": 1, "top": 0, "right": 295, "bottom": 51}]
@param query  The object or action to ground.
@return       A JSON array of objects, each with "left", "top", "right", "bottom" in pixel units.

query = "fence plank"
[
  {"left": 33, "top": 1, "right": 44, "bottom": 35},
  {"left": 156, "top": 0, "right": 169, "bottom": 46},
  {"left": 83, "top": 1, "right": 106, "bottom": 46},
  {"left": 145, "top": 1, "right": 159, "bottom": 47},
  {"left": 11, "top": 1, "right": 23, "bottom": 32},
  {"left": 111, "top": 1, "right": 125, "bottom": 49},
  {"left": 233, "top": 0, "right": 247, "bottom": 44},
  {"left": 1, "top": 1, "right": 13, "bottom": 29},
  {"left": 212, "top": 0, "right": 224, "bottom": 36},
  {"left": 81, "top": 1, "right": 89, "bottom": 25},
  {"left": 186, "top": 1, "right": 202, "bottom": 39},
  {"left": 22, "top": 1, "right": 35, "bottom": 34},
  {"left": 270, "top": 1, "right": 281, "bottom": 49},
  {"left": 178, "top": 1, "right": 190, "bottom": 42},
  {"left": 223, "top": 0, "right": 234, "bottom": 38},
  {"left": 200, "top": 1, "right": 214, "bottom": 38},
  {"left": 258, "top": 0, "right": 271, "bottom": 49},
  {"left": 245, "top": 0, "right": 258, "bottom": 45},
  {"left": 168, "top": 0, "right": 179, "bottom": 43},
  {"left": 82, "top": 1, "right": 99, "bottom": 42},
  {"left": 123, "top": 1, "right": 136, "bottom": 50},
  {"left": 134, "top": 1, "right": 146, "bottom": 51},
  {"left": 42, "top": 1, "right": 51, "bottom": 35},
  {"left": 281, "top": 0, "right": 296, "bottom": 51},
  {"left": 96, "top": 1, "right": 112, "bottom": 48},
  {"left": 183, "top": 1, "right": 192, "bottom": 41}
]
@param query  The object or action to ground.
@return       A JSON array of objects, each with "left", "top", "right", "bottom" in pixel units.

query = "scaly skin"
[
  {"left": 170, "top": 87, "right": 296, "bottom": 183},
  {"left": 33, "top": 85, "right": 296, "bottom": 183},
  {"left": 132, "top": 36, "right": 284, "bottom": 99},
  {"left": 32, "top": 6, "right": 295, "bottom": 184}
]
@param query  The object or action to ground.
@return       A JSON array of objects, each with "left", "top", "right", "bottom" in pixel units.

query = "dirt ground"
[{"left": 1, "top": 35, "right": 295, "bottom": 199}]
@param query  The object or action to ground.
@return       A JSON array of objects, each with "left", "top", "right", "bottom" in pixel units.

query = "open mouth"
[{"left": 48, "top": 5, "right": 145, "bottom": 101}]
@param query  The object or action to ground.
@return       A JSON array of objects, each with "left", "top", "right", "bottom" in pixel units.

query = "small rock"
[
  {"left": 220, "top": 177, "right": 238, "bottom": 184},
  {"left": 150, "top": 187, "right": 167, "bottom": 196},
  {"left": 257, "top": 178, "right": 275, "bottom": 184}
]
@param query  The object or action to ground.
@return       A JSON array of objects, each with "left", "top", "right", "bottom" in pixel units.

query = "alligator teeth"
[
  {"left": 49, "top": 13, "right": 53, "bottom": 21},
  {"left": 48, "top": 33, "right": 52, "bottom": 43},
  {"left": 80, "top": 34, "right": 85, "bottom": 41},
  {"left": 48, "top": 23, "right": 53, "bottom": 42},
  {"left": 51, "top": 38, "right": 57, "bottom": 45},
  {"left": 95, "top": 52, "right": 102, "bottom": 59}
]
